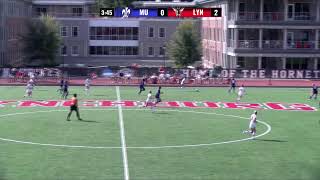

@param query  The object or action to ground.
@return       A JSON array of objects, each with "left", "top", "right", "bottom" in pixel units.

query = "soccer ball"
[{"left": 195, "top": 89, "right": 200, "bottom": 92}]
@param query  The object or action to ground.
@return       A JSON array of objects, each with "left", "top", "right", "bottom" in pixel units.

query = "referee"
[{"left": 66, "top": 94, "right": 82, "bottom": 121}]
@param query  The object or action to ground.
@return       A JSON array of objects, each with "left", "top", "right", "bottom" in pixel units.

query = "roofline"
[
  {"left": 132, "top": 1, "right": 197, "bottom": 8},
  {"left": 32, "top": 0, "right": 95, "bottom": 5},
  {"left": 196, "top": 0, "right": 226, "bottom": 5}
]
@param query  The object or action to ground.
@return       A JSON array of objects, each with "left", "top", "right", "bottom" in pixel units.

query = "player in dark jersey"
[
  {"left": 228, "top": 78, "right": 236, "bottom": 93},
  {"left": 309, "top": 84, "right": 318, "bottom": 100},
  {"left": 57, "top": 79, "right": 64, "bottom": 94},
  {"left": 138, "top": 78, "right": 146, "bottom": 95},
  {"left": 155, "top": 86, "right": 162, "bottom": 104},
  {"left": 66, "top": 94, "right": 82, "bottom": 121},
  {"left": 62, "top": 81, "right": 69, "bottom": 99}
]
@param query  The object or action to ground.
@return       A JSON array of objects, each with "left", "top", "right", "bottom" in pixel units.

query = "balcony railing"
[
  {"left": 238, "top": 12, "right": 260, "bottom": 21},
  {"left": 33, "top": 12, "right": 99, "bottom": 18},
  {"left": 230, "top": 11, "right": 316, "bottom": 21},
  {"left": 238, "top": 40, "right": 259, "bottom": 48},
  {"left": 291, "top": 12, "right": 316, "bottom": 21},
  {"left": 263, "top": 12, "right": 284, "bottom": 21},
  {"left": 287, "top": 41, "right": 316, "bottom": 49},
  {"left": 229, "top": 40, "right": 316, "bottom": 49},
  {"left": 90, "top": 35, "right": 139, "bottom": 40},
  {"left": 262, "top": 40, "right": 283, "bottom": 49}
]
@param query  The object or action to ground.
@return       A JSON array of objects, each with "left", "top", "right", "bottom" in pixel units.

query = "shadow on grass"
[
  {"left": 78, "top": 119, "right": 100, "bottom": 123},
  {"left": 93, "top": 94, "right": 106, "bottom": 97},
  {"left": 153, "top": 111, "right": 170, "bottom": 115},
  {"left": 36, "top": 89, "right": 49, "bottom": 91},
  {"left": 254, "top": 139, "right": 288, "bottom": 143}
]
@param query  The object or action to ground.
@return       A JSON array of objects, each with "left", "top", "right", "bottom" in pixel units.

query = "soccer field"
[{"left": 0, "top": 86, "right": 319, "bottom": 180}]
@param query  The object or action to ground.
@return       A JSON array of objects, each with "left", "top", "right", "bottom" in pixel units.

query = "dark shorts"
[
  {"left": 70, "top": 105, "right": 78, "bottom": 111},
  {"left": 231, "top": 84, "right": 236, "bottom": 88},
  {"left": 313, "top": 91, "right": 318, "bottom": 94},
  {"left": 140, "top": 85, "right": 145, "bottom": 90}
]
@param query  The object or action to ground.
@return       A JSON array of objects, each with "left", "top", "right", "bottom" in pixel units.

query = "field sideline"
[{"left": 0, "top": 86, "right": 319, "bottom": 180}]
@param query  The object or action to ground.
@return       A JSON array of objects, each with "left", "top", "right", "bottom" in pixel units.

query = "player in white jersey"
[
  {"left": 237, "top": 85, "right": 245, "bottom": 102},
  {"left": 180, "top": 76, "right": 186, "bottom": 88},
  {"left": 243, "top": 111, "right": 258, "bottom": 137},
  {"left": 24, "top": 83, "right": 33, "bottom": 98},
  {"left": 28, "top": 78, "right": 35, "bottom": 87},
  {"left": 144, "top": 90, "right": 155, "bottom": 112},
  {"left": 84, "top": 78, "right": 91, "bottom": 95},
  {"left": 145, "top": 91, "right": 153, "bottom": 106}
]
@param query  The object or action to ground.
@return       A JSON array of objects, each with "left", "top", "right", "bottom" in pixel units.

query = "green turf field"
[{"left": 0, "top": 86, "right": 319, "bottom": 180}]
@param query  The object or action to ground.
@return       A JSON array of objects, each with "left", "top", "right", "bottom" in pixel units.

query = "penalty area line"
[{"left": 116, "top": 86, "right": 130, "bottom": 180}]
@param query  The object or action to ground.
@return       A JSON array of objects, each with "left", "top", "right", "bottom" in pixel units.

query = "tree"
[
  {"left": 21, "top": 15, "right": 61, "bottom": 67},
  {"left": 167, "top": 21, "right": 202, "bottom": 68}
]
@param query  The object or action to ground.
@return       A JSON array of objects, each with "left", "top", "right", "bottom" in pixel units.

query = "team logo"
[
  {"left": 172, "top": 7, "right": 184, "bottom": 17},
  {"left": 122, "top": 7, "right": 131, "bottom": 18}
]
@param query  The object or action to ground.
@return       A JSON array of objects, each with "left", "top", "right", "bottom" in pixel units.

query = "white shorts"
[
  {"left": 249, "top": 122, "right": 256, "bottom": 129},
  {"left": 238, "top": 92, "right": 244, "bottom": 97},
  {"left": 26, "top": 90, "right": 32, "bottom": 95},
  {"left": 181, "top": 79, "right": 185, "bottom": 85}
]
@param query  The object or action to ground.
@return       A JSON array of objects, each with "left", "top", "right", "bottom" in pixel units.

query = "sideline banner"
[{"left": 1, "top": 68, "right": 319, "bottom": 79}]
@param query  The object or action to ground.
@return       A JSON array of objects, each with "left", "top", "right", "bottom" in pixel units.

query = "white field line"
[{"left": 116, "top": 86, "right": 130, "bottom": 180}]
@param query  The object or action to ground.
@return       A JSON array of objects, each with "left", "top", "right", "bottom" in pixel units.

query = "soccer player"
[
  {"left": 84, "top": 78, "right": 91, "bottom": 95},
  {"left": 24, "top": 82, "right": 33, "bottom": 98},
  {"left": 155, "top": 86, "right": 162, "bottom": 104},
  {"left": 138, "top": 78, "right": 146, "bottom": 95},
  {"left": 309, "top": 84, "right": 318, "bottom": 100},
  {"left": 236, "top": 84, "right": 245, "bottom": 102},
  {"left": 66, "top": 94, "right": 82, "bottom": 121},
  {"left": 28, "top": 78, "right": 35, "bottom": 87},
  {"left": 62, "top": 81, "right": 69, "bottom": 99},
  {"left": 228, "top": 78, "right": 236, "bottom": 93},
  {"left": 144, "top": 91, "right": 156, "bottom": 112},
  {"left": 145, "top": 91, "right": 152, "bottom": 107},
  {"left": 58, "top": 79, "right": 64, "bottom": 94},
  {"left": 243, "top": 111, "right": 258, "bottom": 137},
  {"left": 180, "top": 75, "right": 186, "bottom": 88}
]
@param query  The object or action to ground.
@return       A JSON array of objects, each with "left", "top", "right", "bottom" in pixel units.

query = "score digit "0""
[{"left": 157, "top": 8, "right": 168, "bottom": 17}]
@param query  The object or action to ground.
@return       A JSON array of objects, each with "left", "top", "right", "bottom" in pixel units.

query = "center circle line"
[{"left": 0, "top": 108, "right": 271, "bottom": 149}]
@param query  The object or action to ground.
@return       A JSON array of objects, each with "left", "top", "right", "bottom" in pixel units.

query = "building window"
[
  {"left": 72, "top": 26, "right": 79, "bottom": 37},
  {"left": 89, "top": 27, "right": 139, "bottom": 40},
  {"left": 148, "top": 47, "right": 154, "bottom": 56},
  {"left": 89, "top": 46, "right": 96, "bottom": 55},
  {"left": 133, "top": 27, "right": 138, "bottom": 40},
  {"left": 148, "top": 27, "right": 154, "bottom": 38},
  {"left": 61, "top": 46, "right": 67, "bottom": 56},
  {"left": 72, "top": 8, "right": 83, "bottom": 16},
  {"left": 159, "top": 28, "right": 165, "bottom": 38},
  {"left": 60, "top": 26, "right": 68, "bottom": 37},
  {"left": 97, "top": 46, "right": 103, "bottom": 55},
  {"left": 237, "top": 57, "right": 245, "bottom": 68},
  {"left": 119, "top": 27, "right": 125, "bottom": 40},
  {"left": 159, "top": 47, "right": 165, "bottom": 56},
  {"left": 89, "top": 46, "right": 138, "bottom": 56},
  {"left": 71, "top": 46, "right": 79, "bottom": 56},
  {"left": 0, "top": 27, "right": 3, "bottom": 41},
  {"left": 36, "top": 7, "right": 47, "bottom": 16}
]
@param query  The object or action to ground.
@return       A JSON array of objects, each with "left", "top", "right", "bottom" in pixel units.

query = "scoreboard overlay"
[{"left": 100, "top": 7, "right": 222, "bottom": 18}]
